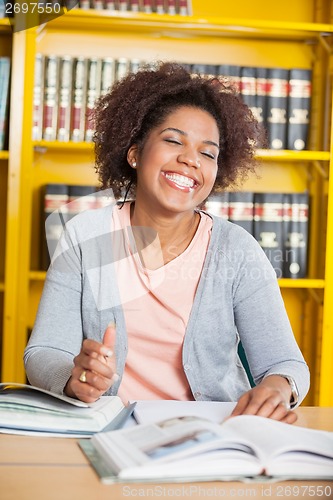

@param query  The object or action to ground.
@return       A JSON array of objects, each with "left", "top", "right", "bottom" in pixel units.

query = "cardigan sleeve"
[{"left": 232, "top": 228, "right": 310, "bottom": 406}]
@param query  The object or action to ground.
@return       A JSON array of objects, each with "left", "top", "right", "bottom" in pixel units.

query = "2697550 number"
[{"left": 5, "top": 1, "right": 61, "bottom": 14}]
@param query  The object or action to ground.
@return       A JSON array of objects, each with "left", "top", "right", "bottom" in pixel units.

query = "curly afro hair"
[{"left": 93, "top": 62, "right": 265, "bottom": 199}]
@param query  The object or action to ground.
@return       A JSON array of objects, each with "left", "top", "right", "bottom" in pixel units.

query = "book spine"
[
  {"left": 155, "top": 0, "right": 165, "bottom": 14},
  {"left": 57, "top": 56, "right": 73, "bottom": 142},
  {"left": 254, "top": 193, "right": 284, "bottom": 278},
  {"left": 178, "top": 0, "right": 188, "bottom": 15},
  {"left": 70, "top": 57, "right": 88, "bottom": 142},
  {"left": 129, "top": 0, "right": 139, "bottom": 11},
  {"left": 143, "top": 0, "right": 153, "bottom": 13},
  {"left": 42, "top": 55, "right": 59, "bottom": 142},
  {"left": 283, "top": 192, "right": 309, "bottom": 278},
  {"left": 287, "top": 69, "right": 312, "bottom": 151},
  {"left": 0, "top": 57, "right": 11, "bottom": 150},
  {"left": 100, "top": 58, "right": 116, "bottom": 95},
  {"left": 79, "top": 0, "right": 91, "bottom": 8},
  {"left": 105, "top": 0, "right": 116, "bottom": 10},
  {"left": 32, "top": 54, "right": 44, "bottom": 142},
  {"left": 116, "top": 58, "right": 129, "bottom": 82},
  {"left": 255, "top": 67, "right": 268, "bottom": 127},
  {"left": 85, "top": 58, "right": 102, "bottom": 142},
  {"left": 118, "top": 0, "right": 128, "bottom": 11},
  {"left": 203, "top": 192, "right": 229, "bottom": 219},
  {"left": 129, "top": 58, "right": 142, "bottom": 74},
  {"left": 228, "top": 192, "right": 254, "bottom": 235},
  {"left": 218, "top": 64, "right": 241, "bottom": 93},
  {"left": 42, "top": 183, "right": 69, "bottom": 270},
  {"left": 92, "top": 0, "right": 104, "bottom": 9},
  {"left": 166, "top": 0, "right": 176, "bottom": 15},
  {"left": 204, "top": 65, "right": 217, "bottom": 79},
  {"left": 240, "top": 66, "right": 257, "bottom": 119},
  {"left": 266, "top": 68, "right": 289, "bottom": 150},
  {"left": 67, "top": 185, "right": 98, "bottom": 221}
]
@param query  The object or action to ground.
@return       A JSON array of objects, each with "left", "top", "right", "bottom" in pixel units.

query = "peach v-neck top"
[{"left": 113, "top": 202, "right": 212, "bottom": 401}]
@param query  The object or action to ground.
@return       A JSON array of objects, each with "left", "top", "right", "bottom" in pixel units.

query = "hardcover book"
[
  {"left": 283, "top": 192, "right": 309, "bottom": 279},
  {"left": 228, "top": 191, "right": 254, "bottom": 235},
  {"left": 57, "top": 56, "right": 73, "bottom": 142},
  {"left": 254, "top": 193, "right": 284, "bottom": 278},
  {"left": 287, "top": 68, "right": 312, "bottom": 151},
  {"left": 0, "top": 383, "right": 134, "bottom": 437},
  {"left": 203, "top": 192, "right": 229, "bottom": 219},
  {"left": 42, "top": 55, "right": 59, "bottom": 141},
  {"left": 79, "top": 414, "right": 333, "bottom": 483},
  {"left": 32, "top": 54, "right": 44, "bottom": 142},
  {"left": 70, "top": 57, "right": 88, "bottom": 142},
  {"left": 266, "top": 68, "right": 289, "bottom": 150}
]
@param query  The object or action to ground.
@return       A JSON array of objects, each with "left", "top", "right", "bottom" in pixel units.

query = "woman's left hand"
[{"left": 230, "top": 375, "right": 297, "bottom": 424}]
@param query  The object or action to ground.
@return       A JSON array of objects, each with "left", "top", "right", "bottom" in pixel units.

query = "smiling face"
[{"left": 128, "top": 106, "right": 220, "bottom": 217}]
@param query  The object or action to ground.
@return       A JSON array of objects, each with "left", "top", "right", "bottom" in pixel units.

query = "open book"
[
  {"left": 0, "top": 383, "right": 135, "bottom": 437},
  {"left": 79, "top": 414, "right": 333, "bottom": 483}
]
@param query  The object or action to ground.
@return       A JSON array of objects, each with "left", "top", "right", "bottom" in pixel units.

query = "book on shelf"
[
  {"left": 71, "top": 57, "right": 88, "bottom": 142},
  {"left": 254, "top": 66, "right": 268, "bottom": 127},
  {"left": 57, "top": 56, "right": 73, "bottom": 142},
  {"left": 283, "top": 192, "right": 309, "bottom": 279},
  {"left": 67, "top": 184, "right": 98, "bottom": 220},
  {"left": 32, "top": 54, "right": 44, "bottom": 141},
  {"left": 43, "top": 55, "right": 59, "bottom": 142},
  {"left": 240, "top": 66, "right": 257, "bottom": 120},
  {"left": 218, "top": 64, "right": 241, "bottom": 92},
  {"left": 76, "top": 0, "right": 191, "bottom": 14},
  {"left": 79, "top": 413, "right": 333, "bottom": 483},
  {"left": 0, "top": 56, "right": 11, "bottom": 151},
  {"left": 266, "top": 68, "right": 289, "bottom": 150},
  {"left": 0, "top": 383, "right": 135, "bottom": 437},
  {"left": 202, "top": 192, "right": 229, "bottom": 219},
  {"left": 228, "top": 191, "right": 254, "bottom": 235},
  {"left": 85, "top": 57, "right": 102, "bottom": 142},
  {"left": 287, "top": 68, "right": 312, "bottom": 151},
  {"left": 254, "top": 193, "right": 284, "bottom": 278},
  {"left": 41, "top": 183, "right": 69, "bottom": 270}
]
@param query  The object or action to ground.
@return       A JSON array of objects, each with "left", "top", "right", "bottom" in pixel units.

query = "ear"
[{"left": 127, "top": 145, "right": 138, "bottom": 169}]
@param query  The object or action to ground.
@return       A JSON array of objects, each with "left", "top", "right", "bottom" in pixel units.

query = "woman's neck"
[{"left": 129, "top": 202, "right": 200, "bottom": 267}]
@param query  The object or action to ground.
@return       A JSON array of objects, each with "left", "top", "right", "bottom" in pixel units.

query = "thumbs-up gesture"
[{"left": 64, "top": 323, "right": 119, "bottom": 403}]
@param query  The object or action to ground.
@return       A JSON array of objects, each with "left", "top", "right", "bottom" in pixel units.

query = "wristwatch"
[{"left": 283, "top": 376, "right": 299, "bottom": 408}]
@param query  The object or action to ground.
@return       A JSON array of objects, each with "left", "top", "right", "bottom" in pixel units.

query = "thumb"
[{"left": 103, "top": 322, "right": 116, "bottom": 351}]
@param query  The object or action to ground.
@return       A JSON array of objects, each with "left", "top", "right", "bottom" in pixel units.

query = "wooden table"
[{"left": 1, "top": 407, "right": 332, "bottom": 500}]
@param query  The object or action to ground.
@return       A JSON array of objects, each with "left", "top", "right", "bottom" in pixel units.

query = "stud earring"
[{"left": 132, "top": 161, "right": 137, "bottom": 168}]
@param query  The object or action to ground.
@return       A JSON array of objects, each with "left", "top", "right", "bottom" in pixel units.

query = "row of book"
[
  {"left": 202, "top": 191, "right": 309, "bottom": 279},
  {"left": 0, "top": 57, "right": 10, "bottom": 151},
  {"left": 41, "top": 183, "right": 309, "bottom": 280},
  {"left": 33, "top": 55, "right": 150, "bottom": 142},
  {"left": 75, "top": 0, "right": 191, "bottom": 14},
  {"left": 185, "top": 64, "right": 311, "bottom": 151},
  {"left": 33, "top": 54, "right": 311, "bottom": 152}
]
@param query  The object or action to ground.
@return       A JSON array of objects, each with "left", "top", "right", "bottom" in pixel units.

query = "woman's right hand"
[{"left": 64, "top": 323, "right": 118, "bottom": 403}]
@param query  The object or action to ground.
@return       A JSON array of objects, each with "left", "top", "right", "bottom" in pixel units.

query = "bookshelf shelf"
[
  {"left": 278, "top": 278, "right": 325, "bottom": 289},
  {"left": 32, "top": 143, "right": 330, "bottom": 162},
  {"left": 46, "top": 10, "right": 333, "bottom": 41},
  {"left": 0, "top": 151, "right": 9, "bottom": 160},
  {"left": 0, "top": 19, "right": 11, "bottom": 33},
  {"left": 255, "top": 150, "right": 330, "bottom": 162}
]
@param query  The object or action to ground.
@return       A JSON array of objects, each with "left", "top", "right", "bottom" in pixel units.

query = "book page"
[{"left": 133, "top": 400, "right": 236, "bottom": 425}]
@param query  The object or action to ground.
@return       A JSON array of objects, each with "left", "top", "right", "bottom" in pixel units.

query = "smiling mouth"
[{"left": 163, "top": 172, "right": 197, "bottom": 190}]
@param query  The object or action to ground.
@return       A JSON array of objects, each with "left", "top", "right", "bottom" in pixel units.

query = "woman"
[{"left": 24, "top": 63, "right": 309, "bottom": 423}]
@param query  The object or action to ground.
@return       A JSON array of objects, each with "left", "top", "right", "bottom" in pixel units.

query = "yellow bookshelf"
[{"left": 2, "top": 0, "right": 333, "bottom": 407}]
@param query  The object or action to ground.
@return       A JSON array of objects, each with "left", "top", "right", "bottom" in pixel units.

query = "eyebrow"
[{"left": 161, "top": 127, "right": 220, "bottom": 150}]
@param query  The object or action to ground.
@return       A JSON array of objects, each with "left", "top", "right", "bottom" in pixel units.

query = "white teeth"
[{"left": 165, "top": 173, "right": 195, "bottom": 188}]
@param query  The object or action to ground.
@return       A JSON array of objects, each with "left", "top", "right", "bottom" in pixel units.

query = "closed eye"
[
  {"left": 164, "top": 138, "right": 182, "bottom": 145},
  {"left": 201, "top": 151, "right": 216, "bottom": 159}
]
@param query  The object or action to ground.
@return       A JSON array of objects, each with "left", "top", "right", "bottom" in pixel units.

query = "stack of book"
[
  {"left": 33, "top": 54, "right": 312, "bottom": 151},
  {"left": 75, "top": 0, "right": 192, "bottom": 15},
  {"left": 0, "top": 57, "right": 11, "bottom": 150},
  {"left": 203, "top": 191, "right": 309, "bottom": 279}
]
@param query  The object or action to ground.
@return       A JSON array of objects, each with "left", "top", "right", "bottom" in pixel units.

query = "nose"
[{"left": 177, "top": 151, "right": 201, "bottom": 169}]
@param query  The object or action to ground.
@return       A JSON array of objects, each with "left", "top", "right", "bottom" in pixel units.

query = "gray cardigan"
[{"left": 24, "top": 204, "right": 310, "bottom": 404}]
